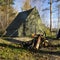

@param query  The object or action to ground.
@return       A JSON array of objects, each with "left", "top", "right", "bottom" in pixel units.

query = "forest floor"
[{"left": 0, "top": 37, "right": 60, "bottom": 60}]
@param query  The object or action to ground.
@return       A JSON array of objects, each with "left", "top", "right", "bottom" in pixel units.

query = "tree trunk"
[
  {"left": 50, "top": 0, "right": 52, "bottom": 32},
  {"left": 0, "top": 6, "right": 4, "bottom": 32},
  {"left": 58, "top": 5, "right": 60, "bottom": 30}
]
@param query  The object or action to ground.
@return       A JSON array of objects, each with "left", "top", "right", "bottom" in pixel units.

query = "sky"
[{"left": 13, "top": 0, "right": 60, "bottom": 28}]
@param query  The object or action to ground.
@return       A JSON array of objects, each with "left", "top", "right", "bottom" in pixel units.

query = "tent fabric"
[{"left": 5, "top": 7, "right": 47, "bottom": 37}]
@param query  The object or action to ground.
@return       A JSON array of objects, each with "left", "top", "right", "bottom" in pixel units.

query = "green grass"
[
  {"left": 0, "top": 38, "right": 35, "bottom": 60},
  {"left": 0, "top": 38, "right": 60, "bottom": 60}
]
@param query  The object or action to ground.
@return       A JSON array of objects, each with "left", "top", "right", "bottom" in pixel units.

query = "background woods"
[{"left": 0, "top": 0, "right": 17, "bottom": 33}]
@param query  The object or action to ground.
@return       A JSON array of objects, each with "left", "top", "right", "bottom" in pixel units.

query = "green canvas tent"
[{"left": 4, "top": 7, "right": 49, "bottom": 37}]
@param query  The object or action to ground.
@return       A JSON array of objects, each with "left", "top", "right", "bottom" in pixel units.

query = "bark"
[
  {"left": 35, "top": 36, "right": 41, "bottom": 49},
  {"left": 50, "top": 0, "right": 52, "bottom": 32}
]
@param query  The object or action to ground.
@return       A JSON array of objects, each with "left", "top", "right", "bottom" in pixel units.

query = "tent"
[{"left": 4, "top": 7, "right": 48, "bottom": 37}]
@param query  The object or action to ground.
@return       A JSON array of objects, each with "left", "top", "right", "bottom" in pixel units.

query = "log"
[{"left": 35, "top": 35, "right": 41, "bottom": 49}]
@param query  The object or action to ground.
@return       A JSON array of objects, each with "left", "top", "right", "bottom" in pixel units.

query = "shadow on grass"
[
  {"left": 0, "top": 37, "right": 60, "bottom": 56},
  {"left": 30, "top": 49, "right": 60, "bottom": 56},
  {"left": 0, "top": 43, "right": 22, "bottom": 49},
  {"left": 0, "top": 42, "right": 60, "bottom": 56},
  {"left": 46, "top": 36, "right": 60, "bottom": 40},
  {"left": 1, "top": 37, "right": 34, "bottom": 49}
]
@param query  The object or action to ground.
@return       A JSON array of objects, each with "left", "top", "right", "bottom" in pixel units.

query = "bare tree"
[
  {"left": 50, "top": 0, "right": 52, "bottom": 32},
  {"left": 58, "top": 4, "right": 60, "bottom": 30}
]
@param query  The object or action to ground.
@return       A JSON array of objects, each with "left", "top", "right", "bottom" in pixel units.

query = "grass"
[
  {"left": 0, "top": 38, "right": 35, "bottom": 60},
  {"left": 0, "top": 38, "right": 60, "bottom": 60}
]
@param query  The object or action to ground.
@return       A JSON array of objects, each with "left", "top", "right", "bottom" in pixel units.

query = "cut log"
[{"left": 35, "top": 36, "right": 41, "bottom": 49}]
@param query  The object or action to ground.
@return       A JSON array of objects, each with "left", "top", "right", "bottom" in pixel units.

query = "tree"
[
  {"left": 42, "top": 0, "right": 52, "bottom": 31},
  {"left": 50, "top": 0, "right": 52, "bottom": 32},
  {"left": 0, "top": 0, "right": 17, "bottom": 33},
  {"left": 4, "top": 0, "right": 14, "bottom": 27},
  {"left": 22, "top": 0, "right": 31, "bottom": 11},
  {"left": 58, "top": 3, "right": 60, "bottom": 30}
]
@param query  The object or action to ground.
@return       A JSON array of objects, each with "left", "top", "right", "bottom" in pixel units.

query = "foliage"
[
  {"left": 22, "top": 0, "right": 31, "bottom": 11},
  {"left": 0, "top": 0, "right": 14, "bottom": 5},
  {"left": 0, "top": 0, "right": 17, "bottom": 33}
]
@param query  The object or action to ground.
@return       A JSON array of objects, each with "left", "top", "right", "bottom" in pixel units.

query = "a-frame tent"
[{"left": 4, "top": 7, "right": 49, "bottom": 37}]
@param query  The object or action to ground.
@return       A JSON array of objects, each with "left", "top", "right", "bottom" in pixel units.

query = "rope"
[{"left": 10, "top": 29, "right": 18, "bottom": 37}]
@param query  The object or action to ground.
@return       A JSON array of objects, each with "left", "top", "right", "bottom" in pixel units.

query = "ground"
[{"left": 0, "top": 38, "right": 60, "bottom": 60}]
